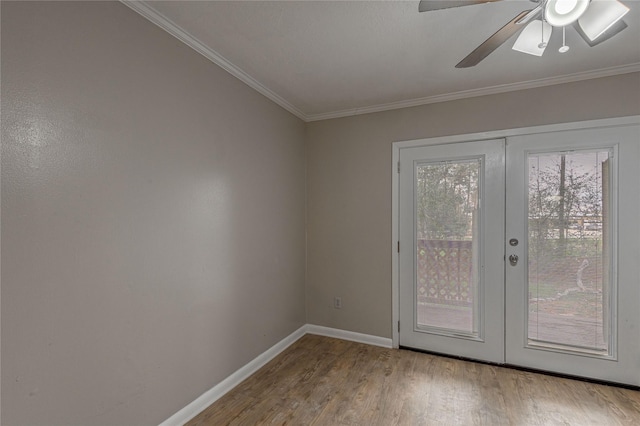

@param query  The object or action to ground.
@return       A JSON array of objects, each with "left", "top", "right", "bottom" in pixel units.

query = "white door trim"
[{"left": 391, "top": 115, "right": 640, "bottom": 349}]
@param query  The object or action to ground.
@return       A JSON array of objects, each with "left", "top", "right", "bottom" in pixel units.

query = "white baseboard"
[
  {"left": 158, "top": 324, "right": 391, "bottom": 425},
  {"left": 304, "top": 324, "right": 393, "bottom": 348},
  {"left": 159, "top": 325, "right": 307, "bottom": 426}
]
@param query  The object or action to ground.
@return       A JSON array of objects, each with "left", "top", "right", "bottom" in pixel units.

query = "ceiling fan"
[{"left": 419, "top": 0, "right": 631, "bottom": 68}]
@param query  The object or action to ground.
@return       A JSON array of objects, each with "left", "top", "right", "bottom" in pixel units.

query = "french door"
[{"left": 397, "top": 124, "right": 640, "bottom": 386}]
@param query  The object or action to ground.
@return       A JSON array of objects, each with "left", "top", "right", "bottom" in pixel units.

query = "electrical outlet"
[{"left": 333, "top": 297, "right": 342, "bottom": 309}]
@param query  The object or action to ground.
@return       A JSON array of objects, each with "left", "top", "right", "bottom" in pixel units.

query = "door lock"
[{"left": 509, "top": 254, "right": 519, "bottom": 266}]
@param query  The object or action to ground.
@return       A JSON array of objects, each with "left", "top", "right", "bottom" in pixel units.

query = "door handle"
[{"left": 509, "top": 254, "right": 519, "bottom": 266}]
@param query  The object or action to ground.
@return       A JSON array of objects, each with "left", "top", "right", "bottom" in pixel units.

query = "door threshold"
[{"left": 400, "top": 345, "right": 640, "bottom": 391}]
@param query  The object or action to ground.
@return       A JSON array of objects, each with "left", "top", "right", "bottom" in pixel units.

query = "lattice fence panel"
[{"left": 417, "top": 240, "right": 473, "bottom": 307}]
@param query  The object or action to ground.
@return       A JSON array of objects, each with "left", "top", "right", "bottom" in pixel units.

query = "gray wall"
[
  {"left": 3, "top": 1, "right": 640, "bottom": 425},
  {"left": 306, "top": 72, "right": 640, "bottom": 339},
  {"left": 1, "top": 2, "right": 306, "bottom": 425}
]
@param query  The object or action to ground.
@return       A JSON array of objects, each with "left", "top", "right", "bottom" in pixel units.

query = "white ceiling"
[{"left": 124, "top": 0, "right": 640, "bottom": 121}]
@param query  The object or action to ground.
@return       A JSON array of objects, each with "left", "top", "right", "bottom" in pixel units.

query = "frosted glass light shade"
[
  {"left": 512, "top": 20, "right": 553, "bottom": 57},
  {"left": 545, "top": 0, "right": 590, "bottom": 27},
  {"left": 578, "top": 0, "right": 630, "bottom": 41}
]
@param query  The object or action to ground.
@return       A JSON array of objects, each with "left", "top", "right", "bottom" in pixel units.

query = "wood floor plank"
[{"left": 186, "top": 335, "right": 640, "bottom": 425}]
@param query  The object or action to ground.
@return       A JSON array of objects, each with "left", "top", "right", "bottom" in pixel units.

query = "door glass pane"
[
  {"left": 527, "top": 150, "right": 611, "bottom": 353},
  {"left": 415, "top": 159, "right": 480, "bottom": 336}
]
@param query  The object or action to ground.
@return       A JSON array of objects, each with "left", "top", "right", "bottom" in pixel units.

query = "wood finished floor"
[{"left": 188, "top": 334, "right": 640, "bottom": 425}]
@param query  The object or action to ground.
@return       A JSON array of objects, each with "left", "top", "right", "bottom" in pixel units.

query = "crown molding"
[
  {"left": 120, "top": 0, "right": 309, "bottom": 121},
  {"left": 120, "top": 1, "right": 638, "bottom": 124},
  {"left": 305, "top": 63, "right": 640, "bottom": 122}
]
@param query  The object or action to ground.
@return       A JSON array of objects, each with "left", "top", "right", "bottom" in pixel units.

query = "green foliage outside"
[{"left": 416, "top": 160, "right": 478, "bottom": 240}]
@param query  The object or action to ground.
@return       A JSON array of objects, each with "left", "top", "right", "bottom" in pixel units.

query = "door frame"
[{"left": 391, "top": 115, "right": 640, "bottom": 349}]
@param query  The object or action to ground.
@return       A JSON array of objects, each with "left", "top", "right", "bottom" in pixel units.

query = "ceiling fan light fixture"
[
  {"left": 512, "top": 20, "right": 553, "bottom": 56},
  {"left": 577, "top": 0, "right": 630, "bottom": 41},
  {"left": 544, "top": 0, "right": 590, "bottom": 27}
]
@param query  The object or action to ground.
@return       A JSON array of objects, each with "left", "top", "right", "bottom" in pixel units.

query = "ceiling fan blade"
[
  {"left": 419, "top": 0, "right": 503, "bottom": 13},
  {"left": 574, "top": 19, "right": 628, "bottom": 47},
  {"left": 455, "top": 9, "right": 539, "bottom": 68}
]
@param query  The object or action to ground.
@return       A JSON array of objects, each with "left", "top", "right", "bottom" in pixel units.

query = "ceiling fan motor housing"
[{"left": 544, "top": 0, "right": 590, "bottom": 27}]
